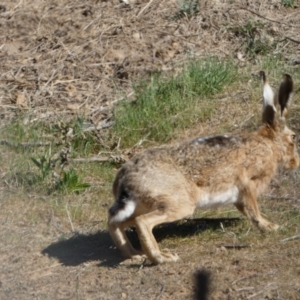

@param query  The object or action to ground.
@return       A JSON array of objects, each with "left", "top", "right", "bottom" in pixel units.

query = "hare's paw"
[
  {"left": 131, "top": 253, "right": 147, "bottom": 260},
  {"left": 120, "top": 255, "right": 146, "bottom": 265},
  {"left": 258, "top": 219, "right": 280, "bottom": 232},
  {"left": 161, "top": 251, "right": 179, "bottom": 262},
  {"left": 129, "top": 249, "right": 146, "bottom": 260},
  {"left": 152, "top": 251, "right": 179, "bottom": 264},
  {"left": 269, "top": 223, "right": 280, "bottom": 231}
]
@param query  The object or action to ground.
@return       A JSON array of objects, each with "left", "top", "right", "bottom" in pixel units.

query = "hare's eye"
[{"left": 291, "top": 134, "right": 296, "bottom": 142}]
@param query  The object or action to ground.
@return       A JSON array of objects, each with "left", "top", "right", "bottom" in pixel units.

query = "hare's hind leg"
[
  {"left": 134, "top": 199, "right": 196, "bottom": 265},
  {"left": 134, "top": 210, "right": 180, "bottom": 265},
  {"left": 235, "top": 185, "right": 279, "bottom": 231},
  {"left": 108, "top": 217, "right": 144, "bottom": 259}
]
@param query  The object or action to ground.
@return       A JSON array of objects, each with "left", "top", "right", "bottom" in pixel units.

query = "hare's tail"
[{"left": 108, "top": 188, "right": 136, "bottom": 223}]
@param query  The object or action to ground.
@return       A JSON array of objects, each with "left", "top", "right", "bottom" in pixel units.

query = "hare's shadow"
[{"left": 42, "top": 217, "right": 242, "bottom": 267}]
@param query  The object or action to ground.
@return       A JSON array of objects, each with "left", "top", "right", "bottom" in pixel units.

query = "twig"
[
  {"left": 237, "top": 287, "right": 254, "bottom": 292},
  {"left": 70, "top": 156, "right": 126, "bottom": 163},
  {"left": 155, "top": 284, "right": 165, "bottom": 300},
  {"left": 139, "top": 258, "right": 147, "bottom": 270},
  {"left": 82, "top": 121, "right": 115, "bottom": 132},
  {"left": 265, "top": 195, "right": 298, "bottom": 201},
  {"left": 281, "top": 235, "right": 300, "bottom": 243},
  {"left": 0, "top": 140, "right": 57, "bottom": 148},
  {"left": 111, "top": 91, "right": 134, "bottom": 104},
  {"left": 42, "top": 70, "right": 56, "bottom": 90},
  {"left": 0, "top": 104, "right": 18, "bottom": 109},
  {"left": 155, "top": 29, "right": 202, "bottom": 46},
  {"left": 238, "top": 6, "right": 300, "bottom": 27},
  {"left": 232, "top": 274, "right": 254, "bottom": 286},
  {"left": 65, "top": 204, "right": 75, "bottom": 233},
  {"left": 136, "top": 0, "right": 155, "bottom": 18},
  {"left": 217, "top": 243, "right": 249, "bottom": 249},
  {"left": 133, "top": 132, "right": 151, "bottom": 148},
  {"left": 247, "top": 282, "right": 276, "bottom": 299},
  {"left": 285, "top": 36, "right": 300, "bottom": 44},
  {"left": 240, "top": 114, "right": 254, "bottom": 128},
  {"left": 83, "top": 19, "right": 96, "bottom": 31},
  {"left": 90, "top": 106, "right": 112, "bottom": 114},
  {"left": 232, "top": 271, "right": 275, "bottom": 285}
]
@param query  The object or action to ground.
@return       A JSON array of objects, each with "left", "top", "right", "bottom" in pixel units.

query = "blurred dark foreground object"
[{"left": 194, "top": 269, "right": 211, "bottom": 300}]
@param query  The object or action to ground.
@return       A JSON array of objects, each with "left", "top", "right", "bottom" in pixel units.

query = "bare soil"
[{"left": 0, "top": 0, "right": 300, "bottom": 299}]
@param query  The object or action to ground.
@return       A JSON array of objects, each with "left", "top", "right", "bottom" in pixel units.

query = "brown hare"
[{"left": 108, "top": 72, "right": 298, "bottom": 264}]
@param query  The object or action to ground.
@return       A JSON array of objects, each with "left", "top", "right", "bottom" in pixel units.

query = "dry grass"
[
  {"left": 0, "top": 0, "right": 300, "bottom": 299},
  {"left": 1, "top": 0, "right": 300, "bottom": 124}
]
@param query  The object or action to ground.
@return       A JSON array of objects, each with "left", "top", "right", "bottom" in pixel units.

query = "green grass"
[
  {"left": 0, "top": 119, "right": 49, "bottom": 146},
  {"left": 55, "top": 168, "right": 91, "bottom": 194},
  {"left": 113, "top": 58, "right": 237, "bottom": 147},
  {"left": 281, "top": 0, "right": 296, "bottom": 7},
  {"left": 173, "top": 0, "right": 199, "bottom": 20}
]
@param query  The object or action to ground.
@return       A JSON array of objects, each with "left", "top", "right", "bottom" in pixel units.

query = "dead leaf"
[
  {"left": 106, "top": 49, "right": 126, "bottom": 62},
  {"left": 5, "top": 42, "right": 22, "bottom": 55},
  {"left": 237, "top": 52, "right": 245, "bottom": 62},
  {"left": 65, "top": 84, "right": 77, "bottom": 97},
  {"left": 132, "top": 32, "right": 140, "bottom": 40},
  {"left": 172, "top": 42, "right": 180, "bottom": 50},
  {"left": 167, "top": 50, "right": 175, "bottom": 59},
  {"left": 67, "top": 103, "right": 80, "bottom": 111},
  {"left": 16, "top": 93, "right": 27, "bottom": 108}
]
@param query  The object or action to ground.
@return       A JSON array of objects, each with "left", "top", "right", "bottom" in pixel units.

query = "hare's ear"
[
  {"left": 260, "top": 71, "right": 276, "bottom": 126},
  {"left": 278, "top": 74, "right": 293, "bottom": 118}
]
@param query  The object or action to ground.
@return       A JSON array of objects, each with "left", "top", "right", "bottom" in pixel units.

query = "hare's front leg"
[{"left": 235, "top": 186, "right": 279, "bottom": 232}]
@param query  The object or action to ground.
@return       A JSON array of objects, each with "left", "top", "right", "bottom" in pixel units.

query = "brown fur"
[{"left": 107, "top": 73, "right": 299, "bottom": 264}]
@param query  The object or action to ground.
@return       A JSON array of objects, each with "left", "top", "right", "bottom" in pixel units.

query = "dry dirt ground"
[{"left": 1, "top": 0, "right": 300, "bottom": 299}]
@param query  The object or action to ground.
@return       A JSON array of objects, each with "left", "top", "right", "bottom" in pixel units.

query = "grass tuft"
[
  {"left": 113, "top": 58, "right": 237, "bottom": 147},
  {"left": 281, "top": 0, "right": 296, "bottom": 7},
  {"left": 55, "top": 168, "right": 91, "bottom": 194},
  {"left": 173, "top": 0, "right": 199, "bottom": 20}
]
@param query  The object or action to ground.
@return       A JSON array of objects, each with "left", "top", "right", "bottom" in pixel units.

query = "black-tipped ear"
[
  {"left": 278, "top": 74, "right": 293, "bottom": 117},
  {"left": 259, "top": 70, "right": 266, "bottom": 84},
  {"left": 262, "top": 104, "right": 276, "bottom": 126}
]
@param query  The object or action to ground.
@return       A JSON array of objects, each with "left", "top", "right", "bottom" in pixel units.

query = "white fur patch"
[
  {"left": 194, "top": 137, "right": 207, "bottom": 144},
  {"left": 194, "top": 135, "right": 229, "bottom": 145},
  {"left": 263, "top": 83, "right": 276, "bottom": 111},
  {"left": 197, "top": 186, "right": 239, "bottom": 208},
  {"left": 110, "top": 200, "right": 136, "bottom": 223}
]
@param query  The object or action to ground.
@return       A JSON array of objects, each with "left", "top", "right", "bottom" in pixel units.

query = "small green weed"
[
  {"left": 173, "top": 0, "right": 199, "bottom": 20},
  {"left": 69, "top": 118, "right": 100, "bottom": 156},
  {"left": 52, "top": 117, "right": 101, "bottom": 157},
  {"left": 30, "top": 151, "right": 90, "bottom": 194},
  {"left": 232, "top": 20, "right": 263, "bottom": 37},
  {"left": 281, "top": 0, "right": 296, "bottom": 7},
  {"left": 230, "top": 20, "right": 277, "bottom": 58},
  {"left": 56, "top": 168, "right": 90, "bottom": 194},
  {"left": 30, "top": 155, "right": 53, "bottom": 181}
]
